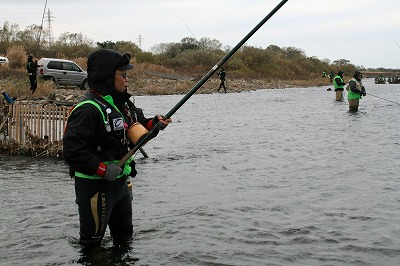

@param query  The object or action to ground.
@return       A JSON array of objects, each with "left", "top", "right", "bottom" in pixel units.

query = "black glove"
[
  {"left": 361, "top": 90, "right": 366, "bottom": 96},
  {"left": 153, "top": 115, "right": 167, "bottom": 130},
  {"left": 102, "top": 163, "right": 122, "bottom": 181},
  {"left": 129, "top": 160, "right": 137, "bottom": 177}
]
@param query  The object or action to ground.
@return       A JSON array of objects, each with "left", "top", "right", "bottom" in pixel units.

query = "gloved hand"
[
  {"left": 102, "top": 163, "right": 122, "bottom": 181},
  {"left": 361, "top": 90, "right": 366, "bottom": 96},
  {"left": 153, "top": 115, "right": 171, "bottom": 130}
]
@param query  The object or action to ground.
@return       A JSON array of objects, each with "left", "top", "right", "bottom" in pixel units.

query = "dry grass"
[
  {"left": 6, "top": 45, "right": 26, "bottom": 69},
  {"left": 71, "top": 57, "right": 87, "bottom": 70},
  {"left": 1, "top": 61, "right": 331, "bottom": 104},
  {"left": 142, "top": 80, "right": 192, "bottom": 95},
  {"left": 0, "top": 66, "right": 57, "bottom": 101},
  {"left": 134, "top": 62, "right": 176, "bottom": 75}
]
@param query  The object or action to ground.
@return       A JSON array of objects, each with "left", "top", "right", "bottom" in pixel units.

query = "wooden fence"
[
  {"left": 0, "top": 102, "right": 71, "bottom": 156},
  {"left": 8, "top": 102, "right": 70, "bottom": 145}
]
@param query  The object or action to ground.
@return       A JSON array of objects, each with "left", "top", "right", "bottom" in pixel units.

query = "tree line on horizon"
[{"left": 1, "top": 21, "right": 389, "bottom": 80}]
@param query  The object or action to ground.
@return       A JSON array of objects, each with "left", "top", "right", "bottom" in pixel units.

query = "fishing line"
[
  {"left": 117, "top": 0, "right": 289, "bottom": 167},
  {"left": 367, "top": 92, "right": 400, "bottom": 105},
  {"left": 381, "top": 50, "right": 394, "bottom": 68},
  {"left": 382, "top": 28, "right": 400, "bottom": 49},
  {"left": 179, "top": 15, "right": 197, "bottom": 41},
  {"left": 380, "top": 28, "right": 400, "bottom": 69}
]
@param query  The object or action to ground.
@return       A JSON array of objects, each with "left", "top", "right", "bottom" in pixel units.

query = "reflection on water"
[
  {"left": 76, "top": 242, "right": 139, "bottom": 265},
  {"left": 1, "top": 79, "right": 400, "bottom": 265}
]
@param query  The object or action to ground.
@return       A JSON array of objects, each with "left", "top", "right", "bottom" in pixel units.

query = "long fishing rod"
[
  {"left": 367, "top": 92, "right": 400, "bottom": 105},
  {"left": 117, "top": 0, "right": 289, "bottom": 167},
  {"left": 37, "top": 0, "right": 48, "bottom": 52}
]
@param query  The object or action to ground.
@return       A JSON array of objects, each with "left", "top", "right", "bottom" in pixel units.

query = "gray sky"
[{"left": 1, "top": 0, "right": 400, "bottom": 69}]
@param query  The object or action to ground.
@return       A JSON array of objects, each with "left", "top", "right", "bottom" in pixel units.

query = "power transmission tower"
[
  {"left": 46, "top": 8, "right": 54, "bottom": 46},
  {"left": 137, "top": 34, "right": 143, "bottom": 50}
]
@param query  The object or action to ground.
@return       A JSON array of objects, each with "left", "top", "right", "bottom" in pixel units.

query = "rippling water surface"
[{"left": 1, "top": 79, "right": 400, "bottom": 265}]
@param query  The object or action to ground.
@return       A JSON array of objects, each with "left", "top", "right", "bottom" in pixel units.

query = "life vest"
[
  {"left": 347, "top": 78, "right": 363, "bottom": 100},
  {"left": 333, "top": 75, "right": 344, "bottom": 90},
  {"left": 67, "top": 92, "right": 133, "bottom": 179}
]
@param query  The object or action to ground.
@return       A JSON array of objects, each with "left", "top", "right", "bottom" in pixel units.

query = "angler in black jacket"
[
  {"left": 63, "top": 49, "right": 171, "bottom": 246},
  {"left": 27, "top": 55, "right": 41, "bottom": 94}
]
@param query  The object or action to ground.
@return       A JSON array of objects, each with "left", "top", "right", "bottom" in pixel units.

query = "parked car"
[
  {"left": 37, "top": 58, "right": 88, "bottom": 89},
  {"left": 0, "top": 56, "right": 9, "bottom": 64}
]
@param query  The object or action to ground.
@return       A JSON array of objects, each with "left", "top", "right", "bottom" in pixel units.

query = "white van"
[
  {"left": 0, "top": 56, "right": 9, "bottom": 64},
  {"left": 37, "top": 58, "right": 88, "bottom": 89}
]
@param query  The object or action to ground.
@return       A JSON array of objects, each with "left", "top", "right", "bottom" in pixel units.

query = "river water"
[{"left": 1, "top": 78, "right": 399, "bottom": 265}]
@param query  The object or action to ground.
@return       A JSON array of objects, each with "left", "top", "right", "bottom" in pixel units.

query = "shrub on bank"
[{"left": 6, "top": 45, "right": 26, "bottom": 69}]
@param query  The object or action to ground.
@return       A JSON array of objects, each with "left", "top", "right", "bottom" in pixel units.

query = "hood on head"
[
  {"left": 353, "top": 71, "right": 362, "bottom": 80},
  {"left": 338, "top": 71, "right": 344, "bottom": 77},
  {"left": 87, "top": 49, "right": 134, "bottom": 94}
]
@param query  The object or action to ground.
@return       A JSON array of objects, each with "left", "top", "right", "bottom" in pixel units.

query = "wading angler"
[{"left": 63, "top": 49, "right": 171, "bottom": 247}]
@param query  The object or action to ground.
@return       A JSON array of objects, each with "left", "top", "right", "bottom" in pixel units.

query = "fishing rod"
[
  {"left": 117, "top": 0, "right": 289, "bottom": 167},
  {"left": 366, "top": 92, "right": 400, "bottom": 105},
  {"left": 139, "top": 147, "right": 149, "bottom": 158},
  {"left": 36, "top": 0, "right": 48, "bottom": 52}
]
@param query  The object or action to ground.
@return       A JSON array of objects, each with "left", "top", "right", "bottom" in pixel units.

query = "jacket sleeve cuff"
[
  {"left": 96, "top": 162, "right": 107, "bottom": 176},
  {"left": 146, "top": 119, "right": 154, "bottom": 130}
]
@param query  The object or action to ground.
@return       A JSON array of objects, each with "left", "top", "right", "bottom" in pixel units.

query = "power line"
[
  {"left": 0, "top": 12, "right": 41, "bottom": 15},
  {"left": 0, "top": 14, "right": 43, "bottom": 25}
]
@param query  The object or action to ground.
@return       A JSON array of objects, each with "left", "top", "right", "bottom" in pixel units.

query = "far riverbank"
[{"left": 11, "top": 77, "right": 330, "bottom": 104}]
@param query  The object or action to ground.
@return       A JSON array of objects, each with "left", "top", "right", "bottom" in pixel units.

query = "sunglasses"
[{"left": 116, "top": 72, "right": 128, "bottom": 79}]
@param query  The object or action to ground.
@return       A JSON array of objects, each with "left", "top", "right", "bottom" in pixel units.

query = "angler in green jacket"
[
  {"left": 347, "top": 71, "right": 366, "bottom": 112},
  {"left": 333, "top": 71, "right": 346, "bottom": 101},
  {"left": 63, "top": 49, "right": 172, "bottom": 247}
]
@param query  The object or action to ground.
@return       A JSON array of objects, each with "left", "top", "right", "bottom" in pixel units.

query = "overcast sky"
[{"left": 1, "top": 0, "right": 400, "bottom": 69}]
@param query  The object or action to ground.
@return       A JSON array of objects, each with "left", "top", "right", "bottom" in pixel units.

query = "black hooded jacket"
[
  {"left": 348, "top": 71, "right": 365, "bottom": 94},
  {"left": 63, "top": 49, "right": 157, "bottom": 177},
  {"left": 26, "top": 56, "right": 38, "bottom": 75}
]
